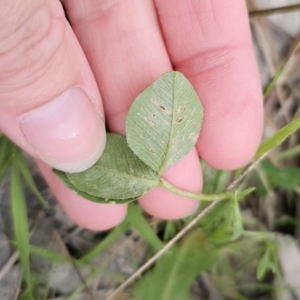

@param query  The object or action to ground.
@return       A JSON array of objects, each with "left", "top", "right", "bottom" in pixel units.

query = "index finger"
[{"left": 154, "top": 0, "right": 263, "bottom": 170}]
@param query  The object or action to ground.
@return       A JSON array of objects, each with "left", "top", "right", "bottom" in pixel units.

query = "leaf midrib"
[
  {"left": 79, "top": 165, "right": 159, "bottom": 186},
  {"left": 158, "top": 72, "right": 177, "bottom": 176}
]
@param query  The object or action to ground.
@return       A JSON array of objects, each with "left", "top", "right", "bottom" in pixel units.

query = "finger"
[
  {"left": 0, "top": 0, "right": 106, "bottom": 173},
  {"left": 0, "top": 0, "right": 124, "bottom": 230},
  {"left": 63, "top": 0, "right": 201, "bottom": 218},
  {"left": 37, "top": 161, "right": 127, "bottom": 231},
  {"left": 154, "top": 0, "right": 264, "bottom": 170},
  {"left": 139, "top": 148, "right": 201, "bottom": 219}
]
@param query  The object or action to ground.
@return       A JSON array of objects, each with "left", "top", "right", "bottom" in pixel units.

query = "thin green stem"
[
  {"left": 263, "top": 39, "right": 300, "bottom": 99},
  {"left": 160, "top": 179, "right": 234, "bottom": 201}
]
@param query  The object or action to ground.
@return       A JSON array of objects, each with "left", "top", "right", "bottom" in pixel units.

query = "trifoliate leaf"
[
  {"left": 126, "top": 71, "right": 203, "bottom": 175},
  {"left": 55, "top": 134, "right": 159, "bottom": 202}
]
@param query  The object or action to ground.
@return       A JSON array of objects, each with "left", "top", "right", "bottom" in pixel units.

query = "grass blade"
[
  {"left": 0, "top": 136, "right": 10, "bottom": 166},
  {"left": 277, "top": 144, "right": 300, "bottom": 160},
  {"left": 10, "top": 150, "right": 32, "bottom": 298},
  {"left": 163, "top": 221, "right": 177, "bottom": 241},
  {"left": 0, "top": 136, "right": 14, "bottom": 184},
  {"left": 26, "top": 244, "right": 92, "bottom": 268},
  {"left": 231, "top": 193, "right": 243, "bottom": 240},
  {"left": 263, "top": 40, "right": 300, "bottom": 99},
  {"left": 0, "top": 157, "right": 12, "bottom": 185},
  {"left": 80, "top": 220, "right": 130, "bottom": 262},
  {"left": 257, "top": 251, "right": 271, "bottom": 280},
  {"left": 236, "top": 187, "right": 256, "bottom": 201},
  {"left": 0, "top": 136, "right": 15, "bottom": 165},
  {"left": 255, "top": 116, "right": 300, "bottom": 159},
  {"left": 29, "top": 244, "right": 76, "bottom": 264},
  {"left": 127, "top": 204, "right": 164, "bottom": 251},
  {"left": 17, "top": 156, "right": 48, "bottom": 207}
]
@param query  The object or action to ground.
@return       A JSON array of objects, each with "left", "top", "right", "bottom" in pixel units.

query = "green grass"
[{"left": 10, "top": 148, "right": 33, "bottom": 299}]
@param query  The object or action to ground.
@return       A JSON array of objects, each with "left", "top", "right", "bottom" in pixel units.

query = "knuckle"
[
  {"left": 0, "top": 0, "right": 66, "bottom": 90},
  {"left": 63, "top": 0, "right": 122, "bottom": 23}
]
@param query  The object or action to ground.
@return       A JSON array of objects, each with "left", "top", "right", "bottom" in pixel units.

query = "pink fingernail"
[{"left": 19, "top": 88, "right": 106, "bottom": 172}]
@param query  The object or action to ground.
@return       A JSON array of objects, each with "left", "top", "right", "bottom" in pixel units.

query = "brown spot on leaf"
[
  {"left": 150, "top": 149, "right": 155, "bottom": 154},
  {"left": 189, "top": 132, "right": 198, "bottom": 143},
  {"left": 144, "top": 116, "right": 154, "bottom": 125},
  {"left": 176, "top": 117, "right": 184, "bottom": 123},
  {"left": 151, "top": 99, "right": 160, "bottom": 106},
  {"left": 151, "top": 99, "right": 170, "bottom": 114},
  {"left": 176, "top": 106, "right": 186, "bottom": 114}
]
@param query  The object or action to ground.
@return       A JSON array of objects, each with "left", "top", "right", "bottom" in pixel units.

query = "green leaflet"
[
  {"left": 55, "top": 170, "right": 136, "bottom": 204},
  {"left": 126, "top": 71, "right": 203, "bottom": 175},
  {"left": 55, "top": 134, "right": 159, "bottom": 202}
]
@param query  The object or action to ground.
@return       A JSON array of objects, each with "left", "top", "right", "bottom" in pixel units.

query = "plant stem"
[
  {"left": 160, "top": 179, "right": 234, "bottom": 201},
  {"left": 249, "top": 4, "right": 300, "bottom": 18},
  {"left": 263, "top": 39, "right": 300, "bottom": 99}
]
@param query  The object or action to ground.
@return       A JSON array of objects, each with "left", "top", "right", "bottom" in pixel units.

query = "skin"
[{"left": 0, "top": 0, "right": 263, "bottom": 231}]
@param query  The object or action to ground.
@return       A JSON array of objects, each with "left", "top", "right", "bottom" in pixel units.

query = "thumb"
[{"left": 0, "top": 0, "right": 106, "bottom": 172}]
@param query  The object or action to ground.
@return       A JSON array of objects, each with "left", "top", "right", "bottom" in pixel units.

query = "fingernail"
[{"left": 19, "top": 88, "right": 106, "bottom": 173}]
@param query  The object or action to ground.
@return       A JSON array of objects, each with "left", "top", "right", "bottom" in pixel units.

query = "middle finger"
[{"left": 63, "top": 0, "right": 202, "bottom": 219}]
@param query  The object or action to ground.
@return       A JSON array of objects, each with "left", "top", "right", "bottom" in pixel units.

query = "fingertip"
[
  {"left": 20, "top": 88, "right": 106, "bottom": 173},
  {"left": 153, "top": 0, "right": 264, "bottom": 171},
  {"left": 197, "top": 78, "right": 263, "bottom": 170},
  {"left": 58, "top": 193, "right": 128, "bottom": 231},
  {"left": 139, "top": 187, "right": 199, "bottom": 220},
  {"left": 37, "top": 160, "right": 127, "bottom": 231},
  {"left": 139, "top": 147, "right": 202, "bottom": 219}
]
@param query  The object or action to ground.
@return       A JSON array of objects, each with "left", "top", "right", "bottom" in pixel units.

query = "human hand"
[{"left": 0, "top": 0, "right": 263, "bottom": 230}]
